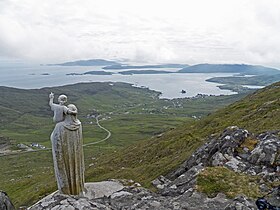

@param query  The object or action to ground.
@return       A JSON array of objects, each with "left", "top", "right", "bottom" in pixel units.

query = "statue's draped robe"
[{"left": 51, "top": 116, "right": 85, "bottom": 195}]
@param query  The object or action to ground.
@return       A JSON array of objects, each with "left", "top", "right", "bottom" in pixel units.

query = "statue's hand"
[{"left": 49, "top": 92, "right": 54, "bottom": 99}]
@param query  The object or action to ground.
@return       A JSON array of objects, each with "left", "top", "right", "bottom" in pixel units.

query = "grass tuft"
[{"left": 197, "top": 167, "right": 261, "bottom": 198}]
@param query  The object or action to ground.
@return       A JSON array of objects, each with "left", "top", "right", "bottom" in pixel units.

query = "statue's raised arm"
[{"left": 49, "top": 92, "right": 54, "bottom": 106}]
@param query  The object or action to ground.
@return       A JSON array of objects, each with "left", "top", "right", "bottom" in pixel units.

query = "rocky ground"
[
  {"left": 26, "top": 180, "right": 260, "bottom": 210},
  {"left": 2, "top": 126, "right": 279, "bottom": 209}
]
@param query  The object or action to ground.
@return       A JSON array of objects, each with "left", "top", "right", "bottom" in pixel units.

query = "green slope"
[
  {"left": 0, "top": 81, "right": 275, "bottom": 207},
  {"left": 87, "top": 81, "right": 280, "bottom": 188}
]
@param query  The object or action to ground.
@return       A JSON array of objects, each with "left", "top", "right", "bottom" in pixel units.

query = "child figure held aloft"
[{"left": 49, "top": 92, "right": 69, "bottom": 123}]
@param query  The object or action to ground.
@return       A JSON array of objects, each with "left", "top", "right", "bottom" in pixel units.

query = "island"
[
  {"left": 103, "top": 64, "right": 189, "bottom": 70},
  {"left": 119, "top": 70, "right": 173, "bottom": 75},
  {"left": 66, "top": 71, "right": 114, "bottom": 76},
  {"left": 206, "top": 74, "right": 280, "bottom": 86},
  {"left": 48, "top": 59, "right": 122, "bottom": 66},
  {"left": 178, "top": 64, "right": 280, "bottom": 75},
  {"left": 84, "top": 71, "right": 113, "bottom": 75}
]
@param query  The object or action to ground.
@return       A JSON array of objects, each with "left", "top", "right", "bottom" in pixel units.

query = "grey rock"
[
  {"left": 224, "top": 157, "right": 247, "bottom": 172},
  {"left": 161, "top": 164, "right": 204, "bottom": 196},
  {"left": 266, "top": 187, "right": 280, "bottom": 207},
  {"left": 225, "top": 195, "right": 256, "bottom": 210},
  {"left": 29, "top": 193, "right": 111, "bottom": 210},
  {"left": 259, "top": 184, "right": 270, "bottom": 193},
  {"left": 152, "top": 175, "right": 171, "bottom": 190},
  {"left": 248, "top": 132, "right": 280, "bottom": 166},
  {"left": 84, "top": 181, "right": 124, "bottom": 199},
  {"left": 175, "top": 192, "right": 231, "bottom": 210},
  {"left": 110, "top": 191, "right": 133, "bottom": 199},
  {"left": 212, "top": 152, "right": 227, "bottom": 166},
  {"left": 0, "top": 191, "right": 15, "bottom": 210}
]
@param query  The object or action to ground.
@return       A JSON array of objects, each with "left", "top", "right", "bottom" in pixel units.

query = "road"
[
  {"left": 83, "top": 115, "right": 111, "bottom": 146},
  {"left": 0, "top": 115, "right": 111, "bottom": 157}
]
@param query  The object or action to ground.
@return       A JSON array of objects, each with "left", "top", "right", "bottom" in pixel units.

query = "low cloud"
[{"left": 0, "top": 0, "right": 280, "bottom": 68}]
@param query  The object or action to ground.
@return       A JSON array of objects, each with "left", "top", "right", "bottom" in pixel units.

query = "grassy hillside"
[
  {"left": 0, "top": 82, "right": 245, "bottom": 147},
  {"left": 0, "top": 82, "right": 246, "bottom": 208},
  {"left": 86, "top": 81, "right": 280, "bottom": 190}
]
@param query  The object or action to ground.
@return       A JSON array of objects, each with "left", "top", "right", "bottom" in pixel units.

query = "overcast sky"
[{"left": 1, "top": 0, "right": 280, "bottom": 67}]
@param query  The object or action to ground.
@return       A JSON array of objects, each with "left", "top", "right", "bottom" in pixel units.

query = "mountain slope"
[{"left": 87, "top": 81, "right": 280, "bottom": 187}]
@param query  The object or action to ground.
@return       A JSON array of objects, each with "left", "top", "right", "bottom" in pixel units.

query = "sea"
[{"left": 0, "top": 63, "right": 237, "bottom": 99}]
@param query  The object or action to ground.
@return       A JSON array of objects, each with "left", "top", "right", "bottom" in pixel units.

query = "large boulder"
[{"left": 248, "top": 132, "right": 280, "bottom": 166}]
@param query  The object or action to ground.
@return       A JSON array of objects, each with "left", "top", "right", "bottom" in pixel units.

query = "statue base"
[{"left": 28, "top": 181, "right": 124, "bottom": 210}]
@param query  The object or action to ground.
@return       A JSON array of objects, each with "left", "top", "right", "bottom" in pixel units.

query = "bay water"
[{"left": 0, "top": 64, "right": 236, "bottom": 99}]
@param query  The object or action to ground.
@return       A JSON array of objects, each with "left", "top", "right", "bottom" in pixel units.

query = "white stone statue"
[{"left": 49, "top": 93, "right": 85, "bottom": 196}]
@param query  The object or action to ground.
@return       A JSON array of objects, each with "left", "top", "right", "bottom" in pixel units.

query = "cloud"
[{"left": 0, "top": 0, "right": 280, "bottom": 67}]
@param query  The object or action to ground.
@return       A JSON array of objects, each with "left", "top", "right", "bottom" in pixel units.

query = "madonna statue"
[{"left": 49, "top": 93, "right": 85, "bottom": 196}]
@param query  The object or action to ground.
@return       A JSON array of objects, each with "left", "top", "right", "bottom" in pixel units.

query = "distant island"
[
  {"left": 119, "top": 70, "right": 173, "bottom": 75},
  {"left": 103, "top": 64, "right": 189, "bottom": 70},
  {"left": 178, "top": 64, "right": 280, "bottom": 75},
  {"left": 177, "top": 64, "right": 280, "bottom": 93},
  {"left": 48, "top": 59, "right": 122, "bottom": 66},
  {"left": 66, "top": 71, "right": 114, "bottom": 76},
  {"left": 84, "top": 71, "right": 113, "bottom": 75},
  {"left": 206, "top": 74, "right": 280, "bottom": 86}
]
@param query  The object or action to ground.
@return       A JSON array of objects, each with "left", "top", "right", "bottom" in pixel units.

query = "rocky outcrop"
[
  {"left": 157, "top": 127, "right": 279, "bottom": 209},
  {"left": 30, "top": 193, "right": 110, "bottom": 210},
  {"left": 167, "top": 126, "right": 279, "bottom": 179},
  {"left": 29, "top": 181, "right": 124, "bottom": 210},
  {"left": 29, "top": 127, "right": 280, "bottom": 210},
  {"left": 28, "top": 181, "right": 257, "bottom": 210},
  {"left": 0, "top": 191, "right": 15, "bottom": 210}
]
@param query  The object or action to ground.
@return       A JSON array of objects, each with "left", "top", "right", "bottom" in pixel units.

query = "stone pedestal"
[{"left": 28, "top": 181, "right": 124, "bottom": 210}]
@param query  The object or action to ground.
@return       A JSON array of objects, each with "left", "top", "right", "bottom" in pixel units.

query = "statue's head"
[
  {"left": 67, "top": 104, "right": 78, "bottom": 115},
  {"left": 58, "top": 95, "right": 67, "bottom": 105}
]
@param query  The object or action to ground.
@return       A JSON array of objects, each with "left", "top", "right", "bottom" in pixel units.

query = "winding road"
[
  {"left": 83, "top": 115, "right": 111, "bottom": 146},
  {"left": 0, "top": 115, "right": 111, "bottom": 157}
]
